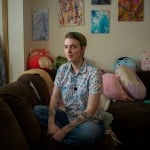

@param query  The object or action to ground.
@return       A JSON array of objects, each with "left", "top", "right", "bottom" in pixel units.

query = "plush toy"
[
  {"left": 115, "top": 65, "right": 146, "bottom": 100},
  {"left": 114, "top": 57, "right": 137, "bottom": 71},
  {"left": 53, "top": 55, "right": 67, "bottom": 70},
  {"left": 141, "top": 50, "right": 150, "bottom": 71},
  {"left": 27, "top": 49, "right": 54, "bottom": 71}
]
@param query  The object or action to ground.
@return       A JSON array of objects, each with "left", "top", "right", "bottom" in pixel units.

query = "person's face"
[{"left": 64, "top": 38, "right": 85, "bottom": 63}]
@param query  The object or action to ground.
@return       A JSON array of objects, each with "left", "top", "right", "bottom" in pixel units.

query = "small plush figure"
[{"left": 141, "top": 50, "right": 150, "bottom": 71}]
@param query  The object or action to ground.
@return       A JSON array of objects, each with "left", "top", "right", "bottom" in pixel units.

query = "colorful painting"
[
  {"left": 91, "top": 10, "right": 110, "bottom": 34},
  {"left": 58, "top": 0, "right": 85, "bottom": 26},
  {"left": 91, "top": 0, "right": 111, "bottom": 5},
  {"left": 32, "top": 8, "right": 48, "bottom": 40},
  {"left": 118, "top": 0, "right": 144, "bottom": 21}
]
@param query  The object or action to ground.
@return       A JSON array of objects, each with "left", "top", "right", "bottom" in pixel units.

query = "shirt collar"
[{"left": 68, "top": 59, "right": 87, "bottom": 74}]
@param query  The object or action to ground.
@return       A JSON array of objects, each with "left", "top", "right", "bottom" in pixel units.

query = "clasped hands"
[{"left": 48, "top": 122, "right": 66, "bottom": 142}]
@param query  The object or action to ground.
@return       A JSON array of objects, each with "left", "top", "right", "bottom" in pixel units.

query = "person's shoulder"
[
  {"left": 85, "top": 59, "right": 99, "bottom": 71},
  {"left": 57, "top": 62, "right": 70, "bottom": 71}
]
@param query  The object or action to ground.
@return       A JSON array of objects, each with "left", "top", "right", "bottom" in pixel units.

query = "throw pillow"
[{"left": 102, "top": 73, "right": 132, "bottom": 101}]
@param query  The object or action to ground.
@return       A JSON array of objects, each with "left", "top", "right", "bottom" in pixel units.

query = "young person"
[{"left": 33, "top": 32, "right": 105, "bottom": 148}]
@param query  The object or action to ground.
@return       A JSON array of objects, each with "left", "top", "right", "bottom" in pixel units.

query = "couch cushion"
[
  {"left": 17, "top": 73, "right": 50, "bottom": 106},
  {"left": 3, "top": 95, "right": 41, "bottom": 147},
  {"left": 0, "top": 74, "right": 48, "bottom": 148},
  {"left": 0, "top": 98, "right": 29, "bottom": 150}
]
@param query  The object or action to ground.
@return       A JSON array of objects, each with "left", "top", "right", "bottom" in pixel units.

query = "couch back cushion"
[{"left": 136, "top": 71, "right": 150, "bottom": 99}]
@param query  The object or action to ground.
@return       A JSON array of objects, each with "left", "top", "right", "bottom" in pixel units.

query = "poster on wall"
[
  {"left": 58, "top": 0, "right": 85, "bottom": 26},
  {"left": 118, "top": 0, "right": 144, "bottom": 21},
  {"left": 91, "top": 10, "right": 110, "bottom": 34},
  {"left": 32, "top": 8, "right": 49, "bottom": 40},
  {"left": 91, "top": 0, "right": 111, "bottom": 5}
]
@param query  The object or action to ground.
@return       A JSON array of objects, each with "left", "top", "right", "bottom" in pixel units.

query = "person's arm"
[
  {"left": 51, "top": 93, "right": 100, "bottom": 141},
  {"left": 48, "top": 85, "right": 61, "bottom": 135},
  {"left": 63, "top": 93, "right": 100, "bottom": 133}
]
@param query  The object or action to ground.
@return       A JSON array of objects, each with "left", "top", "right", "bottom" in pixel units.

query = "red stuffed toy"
[{"left": 27, "top": 49, "right": 54, "bottom": 71}]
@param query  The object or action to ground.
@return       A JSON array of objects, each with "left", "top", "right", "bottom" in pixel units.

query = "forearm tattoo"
[
  {"left": 48, "top": 106, "right": 57, "bottom": 118},
  {"left": 68, "top": 111, "right": 88, "bottom": 128}
]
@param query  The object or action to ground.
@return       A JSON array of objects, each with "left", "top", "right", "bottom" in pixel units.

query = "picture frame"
[
  {"left": 91, "top": 0, "right": 111, "bottom": 5},
  {"left": 58, "top": 0, "right": 85, "bottom": 27},
  {"left": 91, "top": 10, "right": 110, "bottom": 34},
  {"left": 118, "top": 0, "right": 144, "bottom": 21},
  {"left": 32, "top": 8, "right": 49, "bottom": 40}
]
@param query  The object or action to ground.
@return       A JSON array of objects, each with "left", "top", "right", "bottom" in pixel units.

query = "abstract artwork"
[
  {"left": 32, "top": 8, "right": 48, "bottom": 40},
  {"left": 91, "top": 0, "right": 111, "bottom": 5},
  {"left": 118, "top": 0, "right": 144, "bottom": 21},
  {"left": 58, "top": 0, "right": 85, "bottom": 26},
  {"left": 91, "top": 10, "right": 110, "bottom": 34}
]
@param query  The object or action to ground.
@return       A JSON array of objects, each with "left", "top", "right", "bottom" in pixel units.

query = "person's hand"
[
  {"left": 51, "top": 128, "right": 66, "bottom": 142},
  {"left": 48, "top": 119, "right": 59, "bottom": 136}
]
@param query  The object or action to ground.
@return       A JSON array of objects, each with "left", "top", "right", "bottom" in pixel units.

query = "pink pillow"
[{"left": 102, "top": 73, "right": 132, "bottom": 101}]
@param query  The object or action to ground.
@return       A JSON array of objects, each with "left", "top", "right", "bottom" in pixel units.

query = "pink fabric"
[{"left": 102, "top": 73, "right": 132, "bottom": 101}]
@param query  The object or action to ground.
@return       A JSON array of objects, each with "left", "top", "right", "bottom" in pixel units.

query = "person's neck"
[{"left": 71, "top": 58, "right": 84, "bottom": 74}]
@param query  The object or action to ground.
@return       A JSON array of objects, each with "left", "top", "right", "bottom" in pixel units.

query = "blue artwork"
[
  {"left": 91, "top": 10, "right": 110, "bottom": 34},
  {"left": 32, "top": 8, "right": 48, "bottom": 40}
]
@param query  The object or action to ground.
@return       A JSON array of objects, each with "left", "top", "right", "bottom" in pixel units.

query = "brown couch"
[
  {"left": 0, "top": 70, "right": 149, "bottom": 150},
  {"left": 0, "top": 74, "right": 50, "bottom": 150}
]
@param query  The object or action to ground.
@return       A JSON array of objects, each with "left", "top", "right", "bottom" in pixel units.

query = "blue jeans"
[{"left": 33, "top": 105, "right": 105, "bottom": 146}]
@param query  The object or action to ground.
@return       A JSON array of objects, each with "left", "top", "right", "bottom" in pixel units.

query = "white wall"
[{"left": 8, "top": 0, "right": 24, "bottom": 81}]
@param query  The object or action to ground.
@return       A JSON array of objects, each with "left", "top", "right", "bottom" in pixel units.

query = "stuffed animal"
[
  {"left": 27, "top": 49, "right": 54, "bottom": 71},
  {"left": 53, "top": 55, "right": 67, "bottom": 70},
  {"left": 115, "top": 65, "right": 146, "bottom": 100},
  {"left": 114, "top": 57, "right": 137, "bottom": 71},
  {"left": 141, "top": 50, "right": 150, "bottom": 71}
]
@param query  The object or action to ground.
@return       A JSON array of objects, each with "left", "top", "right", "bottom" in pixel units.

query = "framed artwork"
[
  {"left": 91, "top": 10, "right": 110, "bottom": 34},
  {"left": 32, "top": 8, "right": 49, "bottom": 40},
  {"left": 58, "top": 0, "right": 85, "bottom": 26},
  {"left": 118, "top": 0, "right": 144, "bottom": 21},
  {"left": 91, "top": 0, "right": 111, "bottom": 5}
]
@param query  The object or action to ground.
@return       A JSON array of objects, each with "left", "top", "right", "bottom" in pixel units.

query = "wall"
[
  {"left": 6, "top": 0, "right": 150, "bottom": 81},
  {"left": 23, "top": 0, "right": 32, "bottom": 69},
  {"left": 29, "top": 0, "right": 150, "bottom": 72},
  {"left": 8, "top": 0, "right": 24, "bottom": 81}
]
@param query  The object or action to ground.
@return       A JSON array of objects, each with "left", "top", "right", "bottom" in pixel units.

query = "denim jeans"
[{"left": 33, "top": 105, "right": 105, "bottom": 146}]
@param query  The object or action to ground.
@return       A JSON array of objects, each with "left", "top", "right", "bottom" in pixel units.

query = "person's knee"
[
  {"left": 33, "top": 105, "right": 48, "bottom": 114},
  {"left": 77, "top": 121, "right": 104, "bottom": 144}
]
